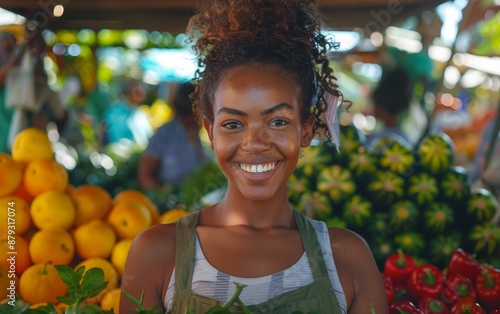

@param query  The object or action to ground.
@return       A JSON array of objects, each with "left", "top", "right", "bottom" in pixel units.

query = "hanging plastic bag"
[{"left": 5, "top": 50, "right": 36, "bottom": 111}]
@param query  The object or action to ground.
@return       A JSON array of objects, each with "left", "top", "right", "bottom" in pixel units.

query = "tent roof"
[{"left": 1, "top": 0, "right": 446, "bottom": 33}]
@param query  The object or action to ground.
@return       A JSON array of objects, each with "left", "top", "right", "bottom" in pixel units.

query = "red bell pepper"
[
  {"left": 442, "top": 273, "right": 477, "bottom": 306},
  {"left": 447, "top": 248, "right": 481, "bottom": 280},
  {"left": 474, "top": 265, "right": 500, "bottom": 311},
  {"left": 489, "top": 310, "right": 500, "bottom": 314},
  {"left": 450, "top": 297, "right": 486, "bottom": 314},
  {"left": 406, "top": 264, "right": 444, "bottom": 303},
  {"left": 382, "top": 272, "right": 396, "bottom": 305},
  {"left": 394, "top": 282, "right": 409, "bottom": 302},
  {"left": 419, "top": 296, "right": 449, "bottom": 314},
  {"left": 384, "top": 249, "right": 417, "bottom": 285},
  {"left": 389, "top": 300, "right": 424, "bottom": 314}
]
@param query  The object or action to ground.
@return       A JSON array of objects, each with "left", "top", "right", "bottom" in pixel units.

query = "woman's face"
[{"left": 205, "top": 63, "right": 313, "bottom": 202}]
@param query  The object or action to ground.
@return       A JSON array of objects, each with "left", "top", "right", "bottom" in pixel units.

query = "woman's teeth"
[{"left": 239, "top": 162, "right": 276, "bottom": 173}]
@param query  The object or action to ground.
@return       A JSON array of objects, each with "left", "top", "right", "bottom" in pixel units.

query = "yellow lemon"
[
  {"left": 19, "top": 262, "right": 67, "bottom": 305},
  {"left": 74, "top": 219, "right": 117, "bottom": 259},
  {"left": 107, "top": 201, "right": 152, "bottom": 239},
  {"left": 11, "top": 128, "right": 53, "bottom": 164},
  {"left": 113, "top": 189, "right": 160, "bottom": 224},
  {"left": 0, "top": 235, "right": 32, "bottom": 276},
  {"left": 0, "top": 153, "right": 23, "bottom": 197},
  {"left": 71, "top": 185, "right": 112, "bottom": 226},
  {"left": 31, "top": 190, "right": 75, "bottom": 230},
  {"left": 100, "top": 288, "right": 121, "bottom": 312},
  {"left": 29, "top": 228, "right": 75, "bottom": 265},
  {"left": 24, "top": 158, "right": 68, "bottom": 197},
  {"left": 0, "top": 196, "right": 31, "bottom": 236},
  {"left": 110, "top": 238, "right": 133, "bottom": 276},
  {"left": 159, "top": 208, "right": 189, "bottom": 224}
]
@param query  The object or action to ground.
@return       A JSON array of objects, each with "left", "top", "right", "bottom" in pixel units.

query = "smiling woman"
[{"left": 120, "top": 0, "right": 389, "bottom": 313}]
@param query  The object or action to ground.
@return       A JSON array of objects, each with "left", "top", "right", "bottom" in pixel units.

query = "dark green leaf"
[
  {"left": 54, "top": 265, "right": 79, "bottom": 286},
  {"left": 56, "top": 295, "right": 76, "bottom": 306},
  {"left": 80, "top": 267, "right": 106, "bottom": 293},
  {"left": 78, "top": 304, "right": 103, "bottom": 314},
  {"left": 82, "top": 281, "right": 109, "bottom": 299},
  {"left": 75, "top": 265, "right": 86, "bottom": 282}
]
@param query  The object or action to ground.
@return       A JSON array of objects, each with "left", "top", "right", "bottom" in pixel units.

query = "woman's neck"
[{"left": 202, "top": 187, "right": 296, "bottom": 229}]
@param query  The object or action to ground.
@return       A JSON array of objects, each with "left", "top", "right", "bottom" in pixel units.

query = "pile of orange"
[{"left": 0, "top": 128, "right": 189, "bottom": 311}]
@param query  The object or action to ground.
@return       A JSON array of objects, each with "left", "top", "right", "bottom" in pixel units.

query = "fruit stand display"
[
  {"left": 0, "top": 128, "right": 190, "bottom": 312},
  {"left": 1, "top": 124, "right": 500, "bottom": 313},
  {"left": 290, "top": 123, "right": 500, "bottom": 271}
]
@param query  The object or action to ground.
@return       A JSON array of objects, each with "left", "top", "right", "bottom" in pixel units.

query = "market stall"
[{"left": 1, "top": 0, "right": 500, "bottom": 312}]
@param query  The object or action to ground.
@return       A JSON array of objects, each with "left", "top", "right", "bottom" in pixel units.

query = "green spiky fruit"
[
  {"left": 406, "top": 171, "right": 439, "bottom": 207},
  {"left": 341, "top": 194, "right": 373, "bottom": 232},
  {"left": 378, "top": 141, "right": 415, "bottom": 176},
  {"left": 393, "top": 231, "right": 426, "bottom": 257},
  {"left": 317, "top": 165, "right": 356, "bottom": 205},
  {"left": 467, "top": 223, "right": 500, "bottom": 258},
  {"left": 388, "top": 200, "right": 419, "bottom": 232},
  {"left": 464, "top": 188, "right": 499, "bottom": 225},
  {"left": 422, "top": 202, "right": 455, "bottom": 234},
  {"left": 439, "top": 165, "right": 471, "bottom": 208},
  {"left": 416, "top": 132, "right": 455, "bottom": 176},
  {"left": 366, "top": 170, "right": 405, "bottom": 208}
]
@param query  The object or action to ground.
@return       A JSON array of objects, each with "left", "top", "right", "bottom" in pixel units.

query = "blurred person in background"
[
  {"left": 102, "top": 79, "right": 153, "bottom": 147},
  {"left": 0, "top": 31, "right": 18, "bottom": 152},
  {"left": 365, "top": 67, "right": 414, "bottom": 148},
  {"left": 0, "top": 26, "right": 67, "bottom": 152},
  {"left": 138, "top": 82, "right": 210, "bottom": 189}
]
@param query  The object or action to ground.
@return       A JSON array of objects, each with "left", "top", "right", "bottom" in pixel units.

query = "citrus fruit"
[
  {"left": 29, "top": 228, "right": 75, "bottom": 265},
  {"left": 11, "top": 128, "right": 53, "bottom": 164},
  {"left": 24, "top": 158, "right": 68, "bottom": 197},
  {"left": 159, "top": 208, "right": 189, "bottom": 224},
  {"left": 110, "top": 238, "right": 133, "bottom": 276},
  {"left": 72, "top": 185, "right": 112, "bottom": 226},
  {"left": 0, "top": 234, "right": 32, "bottom": 275},
  {"left": 107, "top": 201, "right": 152, "bottom": 239},
  {"left": 113, "top": 189, "right": 160, "bottom": 224},
  {"left": 0, "top": 153, "right": 23, "bottom": 196},
  {"left": 74, "top": 219, "right": 117, "bottom": 259},
  {"left": 75, "top": 257, "right": 119, "bottom": 304},
  {"left": 0, "top": 196, "right": 31, "bottom": 236},
  {"left": 19, "top": 262, "right": 67, "bottom": 304},
  {"left": 12, "top": 182, "right": 35, "bottom": 204},
  {"left": 0, "top": 265, "right": 13, "bottom": 297},
  {"left": 100, "top": 288, "right": 121, "bottom": 312},
  {"left": 31, "top": 190, "right": 76, "bottom": 230}
]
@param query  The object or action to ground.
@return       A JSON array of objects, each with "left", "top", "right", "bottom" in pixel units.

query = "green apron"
[{"left": 170, "top": 209, "right": 343, "bottom": 314}]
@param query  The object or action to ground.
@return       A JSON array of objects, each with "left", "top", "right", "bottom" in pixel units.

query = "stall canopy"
[{"left": 0, "top": 0, "right": 446, "bottom": 33}]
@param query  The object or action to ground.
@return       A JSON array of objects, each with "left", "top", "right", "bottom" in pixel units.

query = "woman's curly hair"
[{"left": 188, "top": 0, "right": 347, "bottom": 139}]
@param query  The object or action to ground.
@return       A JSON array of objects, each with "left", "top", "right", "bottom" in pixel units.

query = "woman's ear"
[
  {"left": 203, "top": 117, "right": 214, "bottom": 148},
  {"left": 301, "top": 116, "right": 315, "bottom": 147}
]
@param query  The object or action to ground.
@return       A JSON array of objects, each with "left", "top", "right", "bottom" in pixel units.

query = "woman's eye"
[
  {"left": 222, "top": 121, "right": 241, "bottom": 129},
  {"left": 270, "top": 119, "right": 289, "bottom": 127}
]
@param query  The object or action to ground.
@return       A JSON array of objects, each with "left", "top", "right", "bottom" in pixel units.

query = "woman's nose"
[{"left": 240, "top": 124, "right": 271, "bottom": 151}]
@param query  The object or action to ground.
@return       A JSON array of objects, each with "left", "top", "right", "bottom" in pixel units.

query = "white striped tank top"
[{"left": 164, "top": 219, "right": 347, "bottom": 313}]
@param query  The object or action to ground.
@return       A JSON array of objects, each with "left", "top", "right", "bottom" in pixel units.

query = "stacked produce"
[
  {"left": 382, "top": 248, "right": 500, "bottom": 313},
  {"left": 0, "top": 128, "right": 188, "bottom": 312},
  {"left": 289, "top": 123, "right": 500, "bottom": 269}
]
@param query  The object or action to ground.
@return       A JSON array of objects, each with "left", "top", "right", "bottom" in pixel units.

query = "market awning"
[{"left": 0, "top": 0, "right": 447, "bottom": 33}]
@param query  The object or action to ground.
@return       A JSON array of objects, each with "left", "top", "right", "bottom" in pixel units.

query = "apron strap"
[
  {"left": 292, "top": 209, "right": 330, "bottom": 281},
  {"left": 174, "top": 210, "right": 201, "bottom": 292}
]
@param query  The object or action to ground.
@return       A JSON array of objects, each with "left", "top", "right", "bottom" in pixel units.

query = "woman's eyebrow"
[
  {"left": 217, "top": 107, "right": 247, "bottom": 116},
  {"left": 261, "top": 103, "right": 293, "bottom": 115},
  {"left": 217, "top": 103, "right": 293, "bottom": 117}
]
